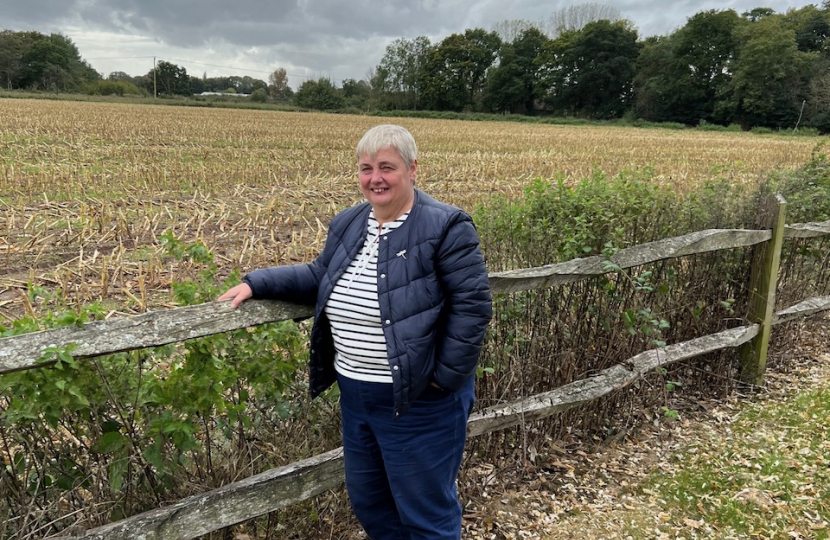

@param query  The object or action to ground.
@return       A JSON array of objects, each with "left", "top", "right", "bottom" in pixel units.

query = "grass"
[
  {"left": 530, "top": 343, "right": 830, "bottom": 540},
  {"left": 636, "top": 383, "right": 829, "bottom": 539}
]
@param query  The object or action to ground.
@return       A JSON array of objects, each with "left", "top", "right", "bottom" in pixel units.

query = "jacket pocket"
[{"left": 404, "top": 332, "right": 437, "bottom": 389}]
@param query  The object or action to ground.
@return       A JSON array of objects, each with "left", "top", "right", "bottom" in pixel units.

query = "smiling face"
[{"left": 358, "top": 146, "right": 417, "bottom": 223}]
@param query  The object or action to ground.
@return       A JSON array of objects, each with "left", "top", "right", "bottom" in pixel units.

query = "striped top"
[{"left": 324, "top": 211, "right": 409, "bottom": 383}]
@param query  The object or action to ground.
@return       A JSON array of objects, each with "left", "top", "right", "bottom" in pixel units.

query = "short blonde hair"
[{"left": 356, "top": 124, "right": 418, "bottom": 168}]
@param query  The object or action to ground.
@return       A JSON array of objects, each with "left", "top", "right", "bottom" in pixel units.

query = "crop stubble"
[{"left": 0, "top": 98, "right": 819, "bottom": 319}]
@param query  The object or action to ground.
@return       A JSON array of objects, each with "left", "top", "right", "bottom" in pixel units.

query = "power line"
[
  {"left": 84, "top": 54, "right": 347, "bottom": 84},
  {"left": 160, "top": 57, "right": 334, "bottom": 83},
  {"left": 84, "top": 55, "right": 156, "bottom": 60},
  {"left": 163, "top": 57, "right": 274, "bottom": 75}
]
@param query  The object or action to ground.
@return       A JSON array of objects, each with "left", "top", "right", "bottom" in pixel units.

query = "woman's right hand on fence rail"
[{"left": 218, "top": 283, "right": 253, "bottom": 309}]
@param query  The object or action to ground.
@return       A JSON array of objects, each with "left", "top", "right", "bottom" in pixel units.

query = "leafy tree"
[
  {"left": 147, "top": 61, "right": 190, "bottom": 96},
  {"left": 341, "top": 78, "right": 370, "bottom": 109},
  {"left": 742, "top": 7, "right": 776, "bottom": 22},
  {"left": 541, "top": 19, "right": 640, "bottom": 118},
  {"left": 85, "top": 79, "right": 142, "bottom": 96},
  {"left": 366, "top": 66, "right": 397, "bottom": 110},
  {"left": 374, "top": 36, "right": 432, "bottom": 109},
  {"left": 250, "top": 88, "right": 268, "bottom": 103},
  {"left": 632, "top": 36, "right": 674, "bottom": 121},
  {"left": 806, "top": 72, "right": 830, "bottom": 132},
  {"left": 484, "top": 28, "right": 549, "bottom": 114},
  {"left": 798, "top": 4, "right": 830, "bottom": 130},
  {"left": 721, "top": 15, "right": 814, "bottom": 129},
  {"left": 17, "top": 32, "right": 98, "bottom": 91},
  {"left": 107, "top": 71, "right": 133, "bottom": 82},
  {"left": 783, "top": 4, "right": 830, "bottom": 53},
  {"left": 189, "top": 75, "right": 205, "bottom": 94},
  {"left": 421, "top": 29, "right": 501, "bottom": 111},
  {"left": 199, "top": 75, "right": 266, "bottom": 94},
  {"left": 293, "top": 77, "right": 343, "bottom": 110},
  {"left": 268, "top": 67, "right": 293, "bottom": 100},
  {"left": 640, "top": 10, "right": 744, "bottom": 125},
  {"left": 672, "top": 10, "right": 742, "bottom": 124},
  {"left": 483, "top": 44, "right": 526, "bottom": 114},
  {"left": 202, "top": 76, "right": 231, "bottom": 92},
  {"left": 237, "top": 76, "right": 267, "bottom": 94},
  {"left": 0, "top": 30, "right": 36, "bottom": 89}
]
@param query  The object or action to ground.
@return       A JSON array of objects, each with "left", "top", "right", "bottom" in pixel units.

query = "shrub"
[
  {"left": 0, "top": 235, "right": 336, "bottom": 537},
  {"left": 84, "top": 79, "right": 142, "bottom": 96},
  {"left": 250, "top": 88, "right": 268, "bottom": 103},
  {"left": 809, "top": 111, "right": 830, "bottom": 135}
]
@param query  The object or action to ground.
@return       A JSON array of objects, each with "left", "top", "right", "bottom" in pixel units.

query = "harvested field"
[{"left": 0, "top": 98, "right": 822, "bottom": 319}]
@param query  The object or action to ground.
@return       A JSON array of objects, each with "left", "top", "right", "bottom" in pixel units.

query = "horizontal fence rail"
[
  {"left": 3, "top": 219, "right": 828, "bottom": 375},
  {"left": 772, "top": 296, "right": 830, "bottom": 325},
  {"left": 53, "top": 294, "right": 830, "bottom": 540},
  {"left": 784, "top": 220, "right": 830, "bottom": 239},
  {"left": 0, "top": 301, "right": 313, "bottom": 375},
  {"left": 487, "top": 228, "right": 772, "bottom": 294},
  {"left": 55, "top": 448, "right": 346, "bottom": 540}
]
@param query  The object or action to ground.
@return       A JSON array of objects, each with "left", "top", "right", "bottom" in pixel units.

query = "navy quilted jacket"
[{"left": 243, "top": 189, "right": 493, "bottom": 416}]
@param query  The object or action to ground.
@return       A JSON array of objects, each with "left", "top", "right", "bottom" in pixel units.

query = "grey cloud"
[
  {"left": 4, "top": 0, "right": 78, "bottom": 28},
  {"left": 3, "top": 0, "right": 820, "bottom": 85},
  {"left": 68, "top": 0, "right": 471, "bottom": 49}
]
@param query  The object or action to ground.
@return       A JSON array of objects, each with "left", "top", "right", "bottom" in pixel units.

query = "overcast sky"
[{"left": 4, "top": 0, "right": 821, "bottom": 89}]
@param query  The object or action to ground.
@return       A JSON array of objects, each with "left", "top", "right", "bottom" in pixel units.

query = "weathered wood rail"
[
  {"left": 4, "top": 221, "right": 828, "bottom": 375},
  {"left": 0, "top": 216, "right": 825, "bottom": 540}
]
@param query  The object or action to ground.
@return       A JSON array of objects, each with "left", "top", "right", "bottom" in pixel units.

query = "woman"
[{"left": 219, "top": 124, "right": 492, "bottom": 540}]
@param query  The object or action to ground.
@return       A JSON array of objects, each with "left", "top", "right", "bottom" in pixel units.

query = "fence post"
[{"left": 739, "top": 193, "right": 787, "bottom": 385}]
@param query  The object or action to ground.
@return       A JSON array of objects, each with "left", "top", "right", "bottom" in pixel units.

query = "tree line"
[
  {"left": 0, "top": 31, "right": 98, "bottom": 91},
  {"left": 2, "top": 2, "right": 829, "bottom": 132},
  {"left": 365, "top": 3, "right": 830, "bottom": 131}
]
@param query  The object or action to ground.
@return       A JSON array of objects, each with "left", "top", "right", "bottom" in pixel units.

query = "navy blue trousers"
[{"left": 337, "top": 373, "right": 475, "bottom": 540}]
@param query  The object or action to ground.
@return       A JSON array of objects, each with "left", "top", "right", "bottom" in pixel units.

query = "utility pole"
[{"left": 153, "top": 56, "right": 157, "bottom": 99}]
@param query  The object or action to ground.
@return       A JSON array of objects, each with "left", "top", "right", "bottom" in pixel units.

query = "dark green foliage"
[
  {"left": 786, "top": 4, "right": 830, "bottom": 52},
  {"left": 363, "top": 4, "right": 830, "bottom": 129},
  {"left": 0, "top": 30, "right": 99, "bottom": 91},
  {"left": 770, "top": 151, "right": 830, "bottom": 308},
  {"left": 720, "top": 16, "right": 815, "bottom": 129},
  {"left": 475, "top": 166, "right": 755, "bottom": 271},
  {"left": 250, "top": 87, "right": 268, "bottom": 103},
  {"left": 294, "top": 77, "right": 344, "bottom": 110},
  {"left": 635, "top": 10, "right": 743, "bottom": 125},
  {"left": 145, "top": 60, "right": 191, "bottom": 96},
  {"left": 0, "top": 234, "right": 335, "bottom": 538},
  {"left": 420, "top": 29, "right": 502, "bottom": 112},
  {"left": 470, "top": 152, "right": 829, "bottom": 450},
  {"left": 372, "top": 36, "right": 432, "bottom": 110},
  {"left": 84, "top": 79, "right": 143, "bottom": 97},
  {"left": 540, "top": 20, "right": 641, "bottom": 119},
  {"left": 199, "top": 74, "right": 268, "bottom": 94},
  {"left": 484, "top": 28, "right": 549, "bottom": 114},
  {"left": 341, "top": 78, "right": 370, "bottom": 109}
]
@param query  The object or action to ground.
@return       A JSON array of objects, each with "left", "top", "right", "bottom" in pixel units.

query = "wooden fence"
[{"left": 1, "top": 198, "right": 829, "bottom": 540}]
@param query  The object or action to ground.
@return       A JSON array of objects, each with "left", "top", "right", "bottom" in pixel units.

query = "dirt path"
[{"left": 460, "top": 316, "right": 830, "bottom": 540}]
